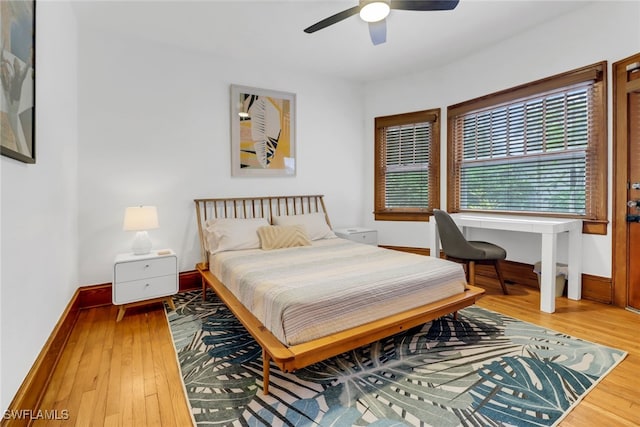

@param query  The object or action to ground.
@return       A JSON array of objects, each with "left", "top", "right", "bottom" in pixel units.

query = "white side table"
[
  {"left": 113, "top": 249, "right": 178, "bottom": 322},
  {"left": 334, "top": 227, "right": 378, "bottom": 245}
]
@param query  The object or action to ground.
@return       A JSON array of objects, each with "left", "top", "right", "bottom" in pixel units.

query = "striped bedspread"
[{"left": 210, "top": 238, "right": 467, "bottom": 346}]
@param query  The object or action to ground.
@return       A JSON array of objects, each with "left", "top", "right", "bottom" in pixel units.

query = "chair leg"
[
  {"left": 493, "top": 260, "right": 509, "bottom": 295},
  {"left": 468, "top": 261, "right": 476, "bottom": 285}
]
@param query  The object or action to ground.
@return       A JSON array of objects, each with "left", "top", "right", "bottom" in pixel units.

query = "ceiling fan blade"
[
  {"left": 304, "top": 5, "right": 361, "bottom": 33},
  {"left": 391, "top": 0, "right": 460, "bottom": 11},
  {"left": 368, "top": 20, "right": 387, "bottom": 45}
]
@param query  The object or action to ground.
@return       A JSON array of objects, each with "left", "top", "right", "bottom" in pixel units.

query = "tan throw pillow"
[{"left": 257, "top": 225, "right": 311, "bottom": 250}]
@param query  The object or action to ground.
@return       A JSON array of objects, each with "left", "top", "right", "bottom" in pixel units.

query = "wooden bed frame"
[{"left": 194, "top": 195, "right": 485, "bottom": 394}]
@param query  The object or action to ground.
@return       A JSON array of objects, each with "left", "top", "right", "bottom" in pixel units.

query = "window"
[
  {"left": 447, "top": 62, "right": 607, "bottom": 234},
  {"left": 374, "top": 109, "right": 440, "bottom": 221}
]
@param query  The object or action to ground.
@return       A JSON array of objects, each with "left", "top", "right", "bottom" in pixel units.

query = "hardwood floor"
[
  {"left": 33, "top": 302, "right": 193, "bottom": 427},
  {"left": 33, "top": 278, "right": 640, "bottom": 427}
]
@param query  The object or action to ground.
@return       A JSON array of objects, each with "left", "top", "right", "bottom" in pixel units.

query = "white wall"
[
  {"left": 363, "top": 1, "right": 640, "bottom": 278},
  {"left": 0, "top": 2, "right": 78, "bottom": 411},
  {"left": 76, "top": 27, "right": 366, "bottom": 285}
]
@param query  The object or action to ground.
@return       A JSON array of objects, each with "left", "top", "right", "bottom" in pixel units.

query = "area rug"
[{"left": 166, "top": 290, "right": 626, "bottom": 427}]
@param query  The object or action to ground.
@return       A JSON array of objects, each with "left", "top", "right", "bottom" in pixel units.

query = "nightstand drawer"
[
  {"left": 113, "top": 274, "right": 177, "bottom": 304},
  {"left": 115, "top": 256, "right": 176, "bottom": 282},
  {"left": 349, "top": 231, "right": 377, "bottom": 245}
]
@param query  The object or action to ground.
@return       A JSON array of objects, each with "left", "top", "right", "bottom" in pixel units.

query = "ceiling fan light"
[{"left": 359, "top": 1, "right": 390, "bottom": 23}]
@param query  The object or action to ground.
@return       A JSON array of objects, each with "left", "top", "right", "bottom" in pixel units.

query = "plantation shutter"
[
  {"left": 375, "top": 110, "right": 440, "bottom": 221},
  {"left": 448, "top": 62, "right": 606, "bottom": 221}
]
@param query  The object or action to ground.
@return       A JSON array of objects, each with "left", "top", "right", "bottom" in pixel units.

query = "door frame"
[{"left": 612, "top": 53, "right": 640, "bottom": 308}]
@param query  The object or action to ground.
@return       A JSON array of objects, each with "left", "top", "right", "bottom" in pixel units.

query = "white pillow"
[
  {"left": 272, "top": 212, "right": 336, "bottom": 241},
  {"left": 204, "top": 217, "right": 269, "bottom": 254}
]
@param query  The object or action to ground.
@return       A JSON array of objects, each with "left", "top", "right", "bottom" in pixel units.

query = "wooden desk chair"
[{"left": 433, "top": 209, "right": 509, "bottom": 295}]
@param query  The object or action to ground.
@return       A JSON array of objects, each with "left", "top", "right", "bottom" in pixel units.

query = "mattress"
[{"left": 210, "top": 238, "right": 467, "bottom": 346}]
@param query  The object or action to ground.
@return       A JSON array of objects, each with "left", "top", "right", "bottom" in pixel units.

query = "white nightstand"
[
  {"left": 113, "top": 249, "right": 178, "bottom": 322},
  {"left": 334, "top": 227, "right": 378, "bottom": 245}
]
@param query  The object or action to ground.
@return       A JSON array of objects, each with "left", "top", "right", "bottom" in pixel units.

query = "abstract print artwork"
[
  {"left": 230, "top": 85, "right": 295, "bottom": 176},
  {"left": 0, "top": 0, "right": 35, "bottom": 163}
]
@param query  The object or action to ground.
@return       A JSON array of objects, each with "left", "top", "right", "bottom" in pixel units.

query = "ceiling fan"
[{"left": 304, "top": 0, "right": 460, "bottom": 45}]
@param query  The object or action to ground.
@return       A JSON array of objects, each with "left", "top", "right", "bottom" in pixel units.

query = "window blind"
[
  {"left": 375, "top": 109, "right": 440, "bottom": 221},
  {"left": 384, "top": 122, "right": 431, "bottom": 208},
  {"left": 448, "top": 62, "right": 606, "bottom": 222}
]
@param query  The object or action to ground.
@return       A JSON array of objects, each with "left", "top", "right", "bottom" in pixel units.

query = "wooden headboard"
[{"left": 194, "top": 195, "right": 330, "bottom": 265}]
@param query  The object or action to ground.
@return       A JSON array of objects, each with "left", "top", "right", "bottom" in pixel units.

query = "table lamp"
[{"left": 123, "top": 206, "right": 159, "bottom": 255}]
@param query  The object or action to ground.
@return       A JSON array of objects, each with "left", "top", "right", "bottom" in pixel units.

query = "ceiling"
[{"left": 72, "top": 0, "right": 594, "bottom": 83}]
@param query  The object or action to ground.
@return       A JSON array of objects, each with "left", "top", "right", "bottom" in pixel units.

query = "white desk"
[{"left": 428, "top": 213, "right": 582, "bottom": 313}]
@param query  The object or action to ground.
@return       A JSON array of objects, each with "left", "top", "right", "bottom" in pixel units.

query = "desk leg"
[
  {"left": 461, "top": 225, "right": 469, "bottom": 240},
  {"left": 428, "top": 220, "right": 440, "bottom": 258},
  {"left": 540, "top": 233, "right": 558, "bottom": 313},
  {"left": 567, "top": 227, "right": 582, "bottom": 300}
]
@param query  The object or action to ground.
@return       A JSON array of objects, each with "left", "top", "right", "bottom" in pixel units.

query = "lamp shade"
[{"left": 123, "top": 206, "right": 159, "bottom": 231}]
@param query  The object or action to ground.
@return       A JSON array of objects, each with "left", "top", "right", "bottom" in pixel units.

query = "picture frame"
[
  {"left": 230, "top": 85, "right": 296, "bottom": 177},
  {"left": 0, "top": 0, "right": 36, "bottom": 164}
]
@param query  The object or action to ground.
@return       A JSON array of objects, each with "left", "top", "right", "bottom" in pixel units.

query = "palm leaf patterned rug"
[{"left": 167, "top": 290, "right": 626, "bottom": 427}]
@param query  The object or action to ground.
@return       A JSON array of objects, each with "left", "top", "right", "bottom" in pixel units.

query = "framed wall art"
[
  {"left": 0, "top": 0, "right": 36, "bottom": 164},
  {"left": 230, "top": 85, "right": 296, "bottom": 176}
]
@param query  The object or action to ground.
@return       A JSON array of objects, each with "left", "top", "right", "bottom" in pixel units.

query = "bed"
[{"left": 194, "top": 195, "right": 485, "bottom": 394}]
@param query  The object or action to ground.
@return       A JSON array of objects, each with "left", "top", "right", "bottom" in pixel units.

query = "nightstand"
[
  {"left": 334, "top": 227, "right": 378, "bottom": 245},
  {"left": 113, "top": 249, "right": 178, "bottom": 322}
]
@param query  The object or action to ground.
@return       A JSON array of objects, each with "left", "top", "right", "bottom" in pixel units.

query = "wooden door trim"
[{"left": 612, "top": 53, "right": 640, "bottom": 308}]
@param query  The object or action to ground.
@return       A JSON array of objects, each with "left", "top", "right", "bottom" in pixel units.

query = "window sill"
[{"left": 373, "top": 211, "right": 431, "bottom": 222}]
